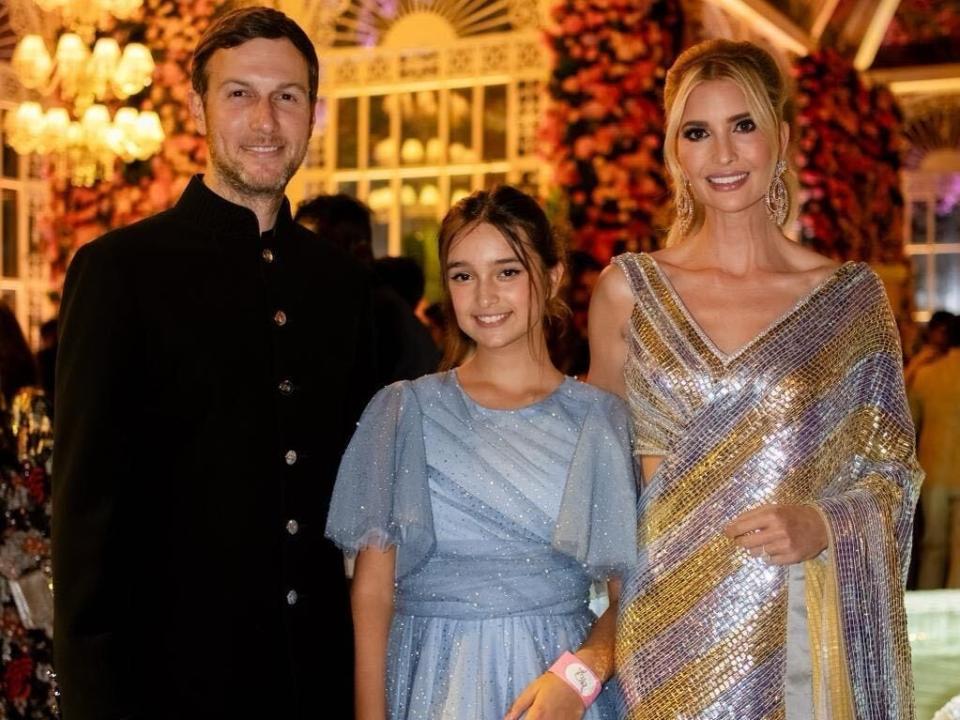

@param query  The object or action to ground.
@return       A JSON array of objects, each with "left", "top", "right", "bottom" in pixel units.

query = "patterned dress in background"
[
  {"left": 0, "top": 389, "right": 56, "bottom": 718},
  {"left": 613, "top": 253, "right": 922, "bottom": 720},
  {"left": 326, "top": 371, "right": 637, "bottom": 719}
]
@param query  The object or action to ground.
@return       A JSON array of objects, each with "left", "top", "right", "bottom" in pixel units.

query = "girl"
[{"left": 326, "top": 186, "right": 636, "bottom": 719}]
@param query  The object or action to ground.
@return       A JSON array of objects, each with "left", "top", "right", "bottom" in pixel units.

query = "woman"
[
  {"left": 589, "top": 40, "right": 921, "bottom": 719},
  {"left": 326, "top": 186, "right": 637, "bottom": 719},
  {"left": 0, "top": 303, "right": 56, "bottom": 718}
]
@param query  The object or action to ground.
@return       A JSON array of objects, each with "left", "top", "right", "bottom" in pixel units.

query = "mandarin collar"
[{"left": 172, "top": 174, "right": 295, "bottom": 242}]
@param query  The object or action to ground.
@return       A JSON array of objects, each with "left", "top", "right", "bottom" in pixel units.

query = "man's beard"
[{"left": 209, "top": 139, "right": 304, "bottom": 199}]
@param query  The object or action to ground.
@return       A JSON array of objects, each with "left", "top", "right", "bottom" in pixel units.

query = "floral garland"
[
  {"left": 40, "top": 0, "right": 219, "bottom": 289},
  {"left": 542, "top": 0, "right": 682, "bottom": 262},
  {"left": 792, "top": 49, "right": 905, "bottom": 264}
]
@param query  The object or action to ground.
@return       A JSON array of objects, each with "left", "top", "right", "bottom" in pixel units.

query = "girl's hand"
[
  {"left": 724, "top": 504, "right": 828, "bottom": 565},
  {"left": 504, "top": 672, "right": 585, "bottom": 720}
]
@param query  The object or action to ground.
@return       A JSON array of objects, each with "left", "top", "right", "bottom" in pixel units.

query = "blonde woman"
[{"left": 588, "top": 40, "right": 922, "bottom": 719}]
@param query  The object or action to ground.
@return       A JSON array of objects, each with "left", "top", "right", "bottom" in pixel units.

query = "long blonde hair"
[{"left": 662, "top": 39, "right": 798, "bottom": 245}]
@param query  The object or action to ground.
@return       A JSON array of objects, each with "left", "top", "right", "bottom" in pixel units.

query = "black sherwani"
[{"left": 52, "top": 176, "right": 374, "bottom": 719}]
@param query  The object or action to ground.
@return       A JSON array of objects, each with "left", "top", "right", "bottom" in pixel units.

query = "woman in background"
[
  {"left": 0, "top": 302, "right": 56, "bottom": 718},
  {"left": 589, "top": 40, "right": 921, "bottom": 719},
  {"left": 327, "top": 186, "right": 636, "bottom": 719}
]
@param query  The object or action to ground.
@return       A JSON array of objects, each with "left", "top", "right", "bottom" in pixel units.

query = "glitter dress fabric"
[
  {"left": 326, "top": 371, "right": 637, "bottom": 719},
  {"left": 612, "top": 253, "right": 922, "bottom": 720}
]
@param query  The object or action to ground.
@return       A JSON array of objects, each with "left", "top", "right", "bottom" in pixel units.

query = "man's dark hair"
[
  {"left": 0, "top": 302, "right": 37, "bottom": 404},
  {"left": 191, "top": 6, "right": 320, "bottom": 103},
  {"left": 949, "top": 314, "right": 960, "bottom": 348},
  {"left": 928, "top": 310, "right": 954, "bottom": 335},
  {"left": 295, "top": 194, "right": 373, "bottom": 263},
  {"left": 374, "top": 257, "right": 425, "bottom": 310}
]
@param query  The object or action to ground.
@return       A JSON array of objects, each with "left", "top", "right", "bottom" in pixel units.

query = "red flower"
[
  {"left": 3, "top": 657, "right": 33, "bottom": 701},
  {"left": 25, "top": 466, "right": 47, "bottom": 504}
]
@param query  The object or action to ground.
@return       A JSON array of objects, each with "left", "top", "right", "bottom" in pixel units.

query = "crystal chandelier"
[{"left": 5, "top": 0, "right": 164, "bottom": 187}]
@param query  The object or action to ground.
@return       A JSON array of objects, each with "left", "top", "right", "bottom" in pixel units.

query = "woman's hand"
[
  {"left": 504, "top": 672, "right": 585, "bottom": 720},
  {"left": 724, "top": 504, "right": 828, "bottom": 565}
]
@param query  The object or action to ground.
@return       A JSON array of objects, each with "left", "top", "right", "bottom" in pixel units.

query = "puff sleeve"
[
  {"left": 553, "top": 391, "right": 638, "bottom": 580},
  {"left": 325, "top": 381, "right": 435, "bottom": 579}
]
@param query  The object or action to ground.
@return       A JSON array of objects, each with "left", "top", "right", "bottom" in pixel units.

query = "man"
[
  {"left": 52, "top": 8, "right": 374, "bottom": 718},
  {"left": 911, "top": 314, "right": 960, "bottom": 589},
  {"left": 295, "top": 195, "right": 439, "bottom": 383}
]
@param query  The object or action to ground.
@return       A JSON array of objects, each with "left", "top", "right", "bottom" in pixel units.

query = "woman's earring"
[
  {"left": 676, "top": 179, "right": 694, "bottom": 236},
  {"left": 765, "top": 159, "right": 788, "bottom": 226}
]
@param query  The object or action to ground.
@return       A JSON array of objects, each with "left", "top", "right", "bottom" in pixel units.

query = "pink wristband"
[{"left": 548, "top": 651, "right": 602, "bottom": 708}]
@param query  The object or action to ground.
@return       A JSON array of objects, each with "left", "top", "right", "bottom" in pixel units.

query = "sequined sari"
[{"left": 613, "top": 253, "right": 922, "bottom": 720}]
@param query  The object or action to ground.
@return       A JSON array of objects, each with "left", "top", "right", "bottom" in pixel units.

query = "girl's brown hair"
[{"left": 437, "top": 186, "right": 568, "bottom": 370}]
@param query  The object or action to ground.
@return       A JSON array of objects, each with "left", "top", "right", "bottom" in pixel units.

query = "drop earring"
[
  {"left": 676, "top": 179, "right": 694, "bottom": 236},
  {"left": 765, "top": 159, "right": 788, "bottom": 226}
]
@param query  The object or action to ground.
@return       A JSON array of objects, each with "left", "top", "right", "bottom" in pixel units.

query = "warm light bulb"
[
  {"left": 5, "top": 103, "right": 45, "bottom": 154},
  {"left": 80, "top": 104, "right": 111, "bottom": 141},
  {"left": 41, "top": 108, "right": 72, "bottom": 153},
  {"left": 112, "top": 43, "right": 154, "bottom": 98},
  {"left": 419, "top": 184, "right": 439, "bottom": 206},
  {"left": 130, "top": 111, "right": 163, "bottom": 159},
  {"left": 54, "top": 34, "right": 91, "bottom": 99},
  {"left": 400, "top": 138, "right": 425, "bottom": 164},
  {"left": 90, "top": 38, "right": 121, "bottom": 76},
  {"left": 11, "top": 36, "right": 53, "bottom": 90}
]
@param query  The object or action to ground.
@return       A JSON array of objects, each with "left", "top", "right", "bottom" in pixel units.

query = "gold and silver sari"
[{"left": 613, "top": 253, "right": 922, "bottom": 720}]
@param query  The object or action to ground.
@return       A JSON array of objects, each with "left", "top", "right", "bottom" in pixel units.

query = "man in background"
[
  {"left": 911, "top": 314, "right": 960, "bottom": 589},
  {"left": 296, "top": 195, "right": 438, "bottom": 383}
]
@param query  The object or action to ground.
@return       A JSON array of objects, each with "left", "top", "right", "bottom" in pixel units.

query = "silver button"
[
  {"left": 285, "top": 449, "right": 298, "bottom": 465},
  {"left": 273, "top": 310, "right": 287, "bottom": 326},
  {"left": 286, "top": 589, "right": 298, "bottom": 605},
  {"left": 278, "top": 379, "right": 293, "bottom": 395},
  {"left": 261, "top": 248, "right": 275, "bottom": 263},
  {"left": 286, "top": 519, "right": 299, "bottom": 535}
]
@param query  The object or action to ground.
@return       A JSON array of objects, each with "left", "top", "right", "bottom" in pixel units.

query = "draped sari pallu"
[{"left": 613, "top": 254, "right": 922, "bottom": 720}]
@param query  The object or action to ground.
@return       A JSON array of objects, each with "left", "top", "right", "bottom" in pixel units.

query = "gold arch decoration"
[{"left": 269, "top": 0, "right": 543, "bottom": 50}]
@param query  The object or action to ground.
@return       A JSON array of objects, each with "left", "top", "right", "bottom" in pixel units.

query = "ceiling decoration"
[
  {"left": 318, "top": 0, "right": 541, "bottom": 49},
  {"left": 900, "top": 95, "right": 960, "bottom": 168}
]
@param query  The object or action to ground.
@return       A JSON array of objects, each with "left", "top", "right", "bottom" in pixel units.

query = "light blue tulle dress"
[{"left": 326, "top": 370, "right": 637, "bottom": 719}]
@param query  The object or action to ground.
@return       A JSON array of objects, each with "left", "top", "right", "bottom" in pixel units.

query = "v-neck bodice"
[
  {"left": 611, "top": 252, "right": 867, "bottom": 457},
  {"left": 645, "top": 255, "right": 855, "bottom": 364}
]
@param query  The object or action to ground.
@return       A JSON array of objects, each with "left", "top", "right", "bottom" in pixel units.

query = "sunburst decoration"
[
  {"left": 322, "top": 0, "right": 540, "bottom": 49},
  {"left": 901, "top": 97, "right": 960, "bottom": 169}
]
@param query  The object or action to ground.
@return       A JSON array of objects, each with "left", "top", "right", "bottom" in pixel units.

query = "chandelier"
[{"left": 4, "top": 0, "right": 164, "bottom": 186}]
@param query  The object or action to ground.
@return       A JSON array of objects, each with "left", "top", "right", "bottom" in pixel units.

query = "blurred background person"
[
  {"left": 35, "top": 319, "right": 57, "bottom": 414},
  {"left": 905, "top": 309, "right": 954, "bottom": 388},
  {"left": 296, "top": 195, "right": 439, "bottom": 384},
  {"left": 0, "top": 301, "right": 56, "bottom": 718},
  {"left": 373, "top": 256, "right": 441, "bottom": 377},
  {"left": 551, "top": 250, "right": 602, "bottom": 377},
  {"left": 910, "top": 313, "right": 960, "bottom": 589},
  {"left": 422, "top": 301, "right": 447, "bottom": 353}
]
